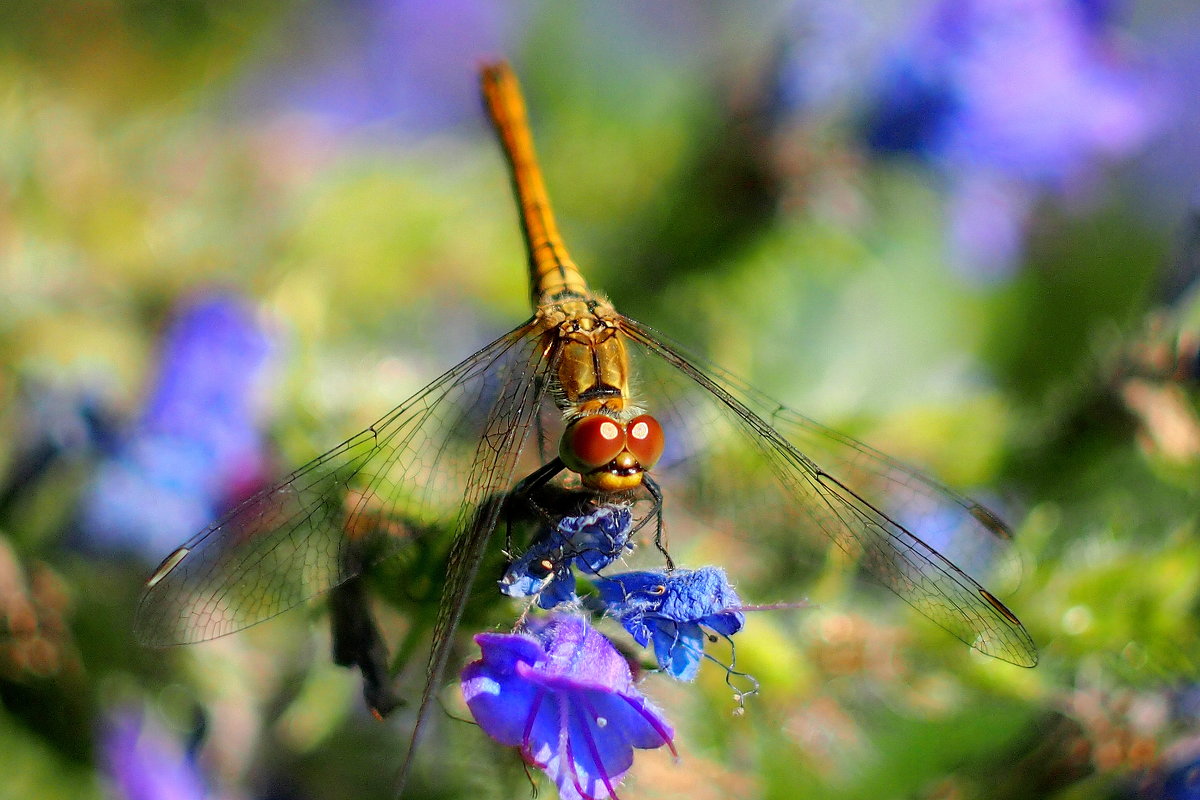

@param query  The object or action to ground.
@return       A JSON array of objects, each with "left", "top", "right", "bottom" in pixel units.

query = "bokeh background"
[{"left": 3, "top": 1, "right": 1200, "bottom": 798}]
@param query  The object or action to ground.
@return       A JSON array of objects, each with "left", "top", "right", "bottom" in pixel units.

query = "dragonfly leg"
[
  {"left": 532, "top": 375, "right": 551, "bottom": 463},
  {"left": 329, "top": 576, "right": 403, "bottom": 718},
  {"left": 504, "top": 457, "right": 567, "bottom": 555},
  {"left": 642, "top": 473, "right": 673, "bottom": 571},
  {"left": 512, "top": 456, "right": 567, "bottom": 499}
]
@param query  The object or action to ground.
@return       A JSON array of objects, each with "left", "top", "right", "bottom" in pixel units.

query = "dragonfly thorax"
[{"left": 538, "top": 300, "right": 633, "bottom": 410}]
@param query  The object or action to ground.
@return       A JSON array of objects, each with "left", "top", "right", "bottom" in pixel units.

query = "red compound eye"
[
  {"left": 562, "top": 415, "right": 626, "bottom": 471},
  {"left": 625, "top": 414, "right": 664, "bottom": 468}
]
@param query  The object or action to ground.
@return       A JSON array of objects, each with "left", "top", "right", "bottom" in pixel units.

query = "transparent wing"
[
  {"left": 396, "top": 344, "right": 554, "bottom": 790},
  {"left": 620, "top": 317, "right": 1038, "bottom": 668},
  {"left": 702, "top": 356, "right": 1018, "bottom": 580},
  {"left": 134, "top": 319, "right": 550, "bottom": 647}
]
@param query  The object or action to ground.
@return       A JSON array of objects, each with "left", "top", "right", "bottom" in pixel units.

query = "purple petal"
[
  {"left": 521, "top": 688, "right": 559, "bottom": 768},
  {"left": 461, "top": 633, "right": 547, "bottom": 746},
  {"left": 462, "top": 664, "right": 539, "bottom": 747},
  {"left": 522, "top": 670, "right": 676, "bottom": 756},
  {"left": 584, "top": 690, "right": 675, "bottom": 752},
  {"left": 462, "top": 616, "right": 674, "bottom": 800},
  {"left": 535, "top": 617, "right": 636, "bottom": 694},
  {"left": 101, "top": 708, "right": 208, "bottom": 800},
  {"left": 474, "top": 632, "right": 545, "bottom": 671},
  {"left": 562, "top": 695, "right": 623, "bottom": 800}
]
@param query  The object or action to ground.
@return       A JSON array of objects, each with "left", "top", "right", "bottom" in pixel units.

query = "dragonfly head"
[{"left": 559, "top": 412, "right": 664, "bottom": 492}]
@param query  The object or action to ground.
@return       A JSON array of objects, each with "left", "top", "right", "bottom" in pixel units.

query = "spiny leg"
[
  {"left": 503, "top": 457, "right": 567, "bottom": 556},
  {"left": 642, "top": 473, "right": 672, "bottom": 570}
]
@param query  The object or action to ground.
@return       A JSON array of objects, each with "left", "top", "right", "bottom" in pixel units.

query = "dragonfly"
[{"left": 135, "top": 60, "right": 1037, "bottom": 789}]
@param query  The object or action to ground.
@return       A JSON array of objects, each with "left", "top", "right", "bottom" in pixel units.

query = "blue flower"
[
  {"left": 862, "top": 0, "right": 1161, "bottom": 277},
  {"left": 461, "top": 614, "right": 675, "bottom": 800},
  {"left": 101, "top": 707, "right": 208, "bottom": 800},
  {"left": 78, "top": 294, "right": 273, "bottom": 559},
  {"left": 596, "top": 568, "right": 745, "bottom": 682},
  {"left": 500, "top": 505, "right": 634, "bottom": 609}
]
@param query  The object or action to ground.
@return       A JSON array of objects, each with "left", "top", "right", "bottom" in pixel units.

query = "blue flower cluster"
[
  {"left": 498, "top": 505, "right": 636, "bottom": 609},
  {"left": 596, "top": 568, "right": 745, "bottom": 683},
  {"left": 462, "top": 505, "right": 749, "bottom": 799},
  {"left": 242, "top": 0, "right": 514, "bottom": 134}
]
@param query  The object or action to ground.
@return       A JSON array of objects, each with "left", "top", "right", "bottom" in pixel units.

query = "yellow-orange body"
[{"left": 482, "top": 64, "right": 647, "bottom": 491}]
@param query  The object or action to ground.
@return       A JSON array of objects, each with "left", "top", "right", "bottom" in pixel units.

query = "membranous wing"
[
  {"left": 620, "top": 318, "right": 1038, "bottom": 668},
  {"left": 134, "top": 320, "right": 550, "bottom": 647}
]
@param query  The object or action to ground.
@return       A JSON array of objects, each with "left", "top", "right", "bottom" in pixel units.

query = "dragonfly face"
[{"left": 559, "top": 411, "right": 666, "bottom": 491}]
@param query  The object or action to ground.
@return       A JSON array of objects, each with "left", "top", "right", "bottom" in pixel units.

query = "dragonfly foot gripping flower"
[{"left": 500, "top": 504, "right": 636, "bottom": 608}]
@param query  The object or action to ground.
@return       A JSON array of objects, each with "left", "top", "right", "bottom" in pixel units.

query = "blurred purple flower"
[
  {"left": 500, "top": 505, "right": 634, "bottom": 609},
  {"left": 241, "top": 0, "right": 520, "bottom": 134},
  {"left": 596, "top": 567, "right": 744, "bottom": 682},
  {"left": 863, "top": 0, "right": 1162, "bottom": 278},
  {"left": 779, "top": 0, "right": 906, "bottom": 116},
  {"left": 1131, "top": 13, "right": 1200, "bottom": 228},
  {"left": 101, "top": 708, "right": 208, "bottom": 800},
  {"left": 462, "top": 614, "right": 675, "bottom": 800},
  {"left": 78, "top": 295, "right": 273, "bottom": 560}
]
